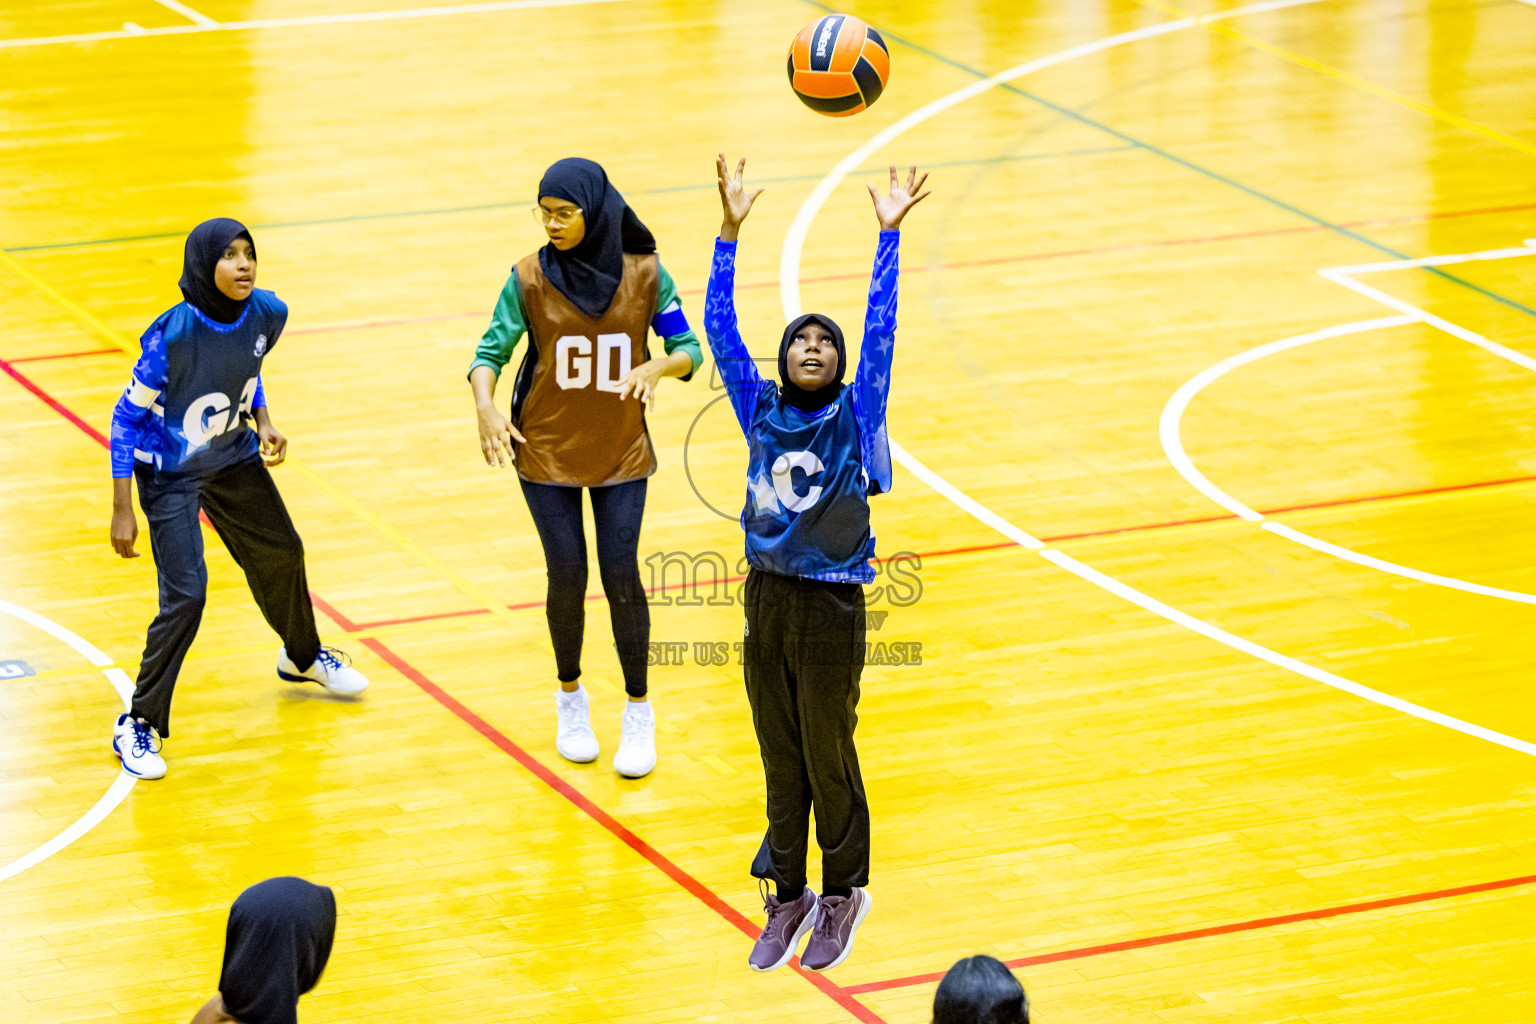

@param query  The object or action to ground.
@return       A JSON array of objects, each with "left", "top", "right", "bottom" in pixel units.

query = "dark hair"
[{"left": 932, "top": 956, "right": 1028, "bottom": 1024}]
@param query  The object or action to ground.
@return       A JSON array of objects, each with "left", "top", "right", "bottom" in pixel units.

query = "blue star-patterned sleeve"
[
  {"left": 851, "top": 230, "right": 899, "bottom": 493},
  {"left": 703, "top": 238, "right": 772, "bottom": 435},
  {"left": 109, "top": 320, "right": 169, "bottom": 478}
]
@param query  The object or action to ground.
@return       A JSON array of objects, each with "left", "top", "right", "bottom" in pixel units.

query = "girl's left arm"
[
  {"left": 653, "top": 264, "right": 702, "bottom": 380},
  {"left": 617, "top": 263, "right": 701, "bottom": 404},
  {"left": 252, "top": 404, "right": 286, "bottom": 467},
  {"left": 852, "top": 230, "right": 900, "bottom": 430}
]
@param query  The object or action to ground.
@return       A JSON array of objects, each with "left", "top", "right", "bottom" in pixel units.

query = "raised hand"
[
  {"left": 717, "top": 154, "right": 764, "bottom": 242},
  {"left": 868, "top": 165, "right": 931, "bottom": 231}
]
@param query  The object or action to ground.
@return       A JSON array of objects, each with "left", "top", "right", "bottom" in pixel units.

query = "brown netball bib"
[{"left": 511, "top": 252, "right": 659, "bottom": 486}]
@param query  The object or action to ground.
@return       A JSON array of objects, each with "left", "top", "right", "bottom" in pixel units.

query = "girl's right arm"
[
  {"left": 704, "top": 238, "right": 768, "bottom": 435},
  {"left": 709, "top": 154, "right": 770, "bottom": 434},
  {"left": 108, "top": 326, "right": 168, "bottom": 558},
  {"left": 469, "top": 271, "right": 528, "bottom": 467}
]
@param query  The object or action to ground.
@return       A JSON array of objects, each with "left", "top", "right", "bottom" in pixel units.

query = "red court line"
[
  {"left": 1260, "top": 473, "right": 1536, "bottom": 516},
  {"left": 351, "top": 470, "right": 1536, "bottom": 632},
  {"left": 282, "top": 199, "right": 1536, "bottom": 338},
  {"left": 0, "top": 356, "right": 110, "bottom": 445},
  {"left": 309, "top": 590, "right": 887, "bottom": 1022},
  {"left": 7, "top": 348, "right": 121, "bottom": 363},
  {"left": 11, "top": 355, "right": 1532, "bottom": 1014},
  {"left": 3, "top": 360, "right": 886, "bottom": 1024},
  {"left": 844, "top": 870, "right": 1536, "bottom": 994}
]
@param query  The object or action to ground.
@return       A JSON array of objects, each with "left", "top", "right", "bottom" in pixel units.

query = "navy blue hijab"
[
  {"left": 779, "top": 312, "right": 847, "bottom": 412},
  {"left": 218, "top": 877, "right": 336, "bottom": 1024},
  {"left": 180, "top": 217, "right": 254, "bottom": 324},
  {"left": 536, "top": 158, "right": 656, "bottom": 319}
]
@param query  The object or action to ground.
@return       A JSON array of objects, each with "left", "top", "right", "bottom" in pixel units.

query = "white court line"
[
  {"left": 1160, "top": 312, "right": 1536, "bottom": 605},
  {"left": 778, "top": 0, "right": 1536, "bottom": 759},
  {"left": 1322, "top": 241, "right": 1536, "bottom": 276},
  {"left": 0, "top": 0, "right": 631, "bottom": 49},
  {"left": 1041, "top": 549, "right": 1536, "bottom": 755},
  {"left": 777, "top": 0, "right": 1332, "bottom": 312},
  {"left": 0, "top": 598, "right": 134, "bottom": 884},
  {"left": 152, "top": 0, "right": 218, "bottom": 28},
  {"left": 1159, "top": 316, "right": 1414, "bottom": 522},
  {"left": 1319, "top": 248, "right": 1536, "bottom": 375}
]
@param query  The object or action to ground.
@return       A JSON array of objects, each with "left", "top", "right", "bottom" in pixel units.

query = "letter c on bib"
[
  {"left": 183, "top": 392, "right": 232, "bottom": 450},
  {"left": 771, "top": 451, "right": 825, "bottom": 512},
  {"left": 556, "top": 335, "right": 593, "bottom": 390}
]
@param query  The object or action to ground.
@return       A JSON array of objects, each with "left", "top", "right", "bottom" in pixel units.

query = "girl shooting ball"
[{"left": 704, "top": 155, "right": 929, "bottom": 972}]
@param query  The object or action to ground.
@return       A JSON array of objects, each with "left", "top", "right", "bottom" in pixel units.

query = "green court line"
[
  {"left": 798, "top": 0, "right": 1536, "bottom": 321},
  {"left": 2, "top": 145, "right": 1135, "bottom": 255}
]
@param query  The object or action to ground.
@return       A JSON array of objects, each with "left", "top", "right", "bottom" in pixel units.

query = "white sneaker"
[
  {"left": 277, "top": 645, "right": 369, "bottom": 695},
  {"left": 613, "top": 700, "right": 657, "bottom": 778},
  {"left": 554, "top": 685, "right": 599, "bottom": 763},
  {"left": 112, "top": 713, "right": 166, "bottom": 780}
]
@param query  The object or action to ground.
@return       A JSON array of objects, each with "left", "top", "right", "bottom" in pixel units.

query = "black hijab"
[
  {"left": 219, "top": 877, "right": 336, "bottom": 1024},
  {"left": 180, "top": 217, "right": 254, "bottom": 324},
  {"left": 779, "top": 312, "right": 847, "bottom": 412},
  {"left": 536, "top": 158, "right": 656, "bottom": 319}
]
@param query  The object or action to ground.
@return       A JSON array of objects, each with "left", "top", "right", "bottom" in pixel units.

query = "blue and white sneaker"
[
  {"left": 112, "top": 713, "right": 166, "bottom": 779},
  {"left": 277, "top": 645, "right": 369, "bottom": 695}
]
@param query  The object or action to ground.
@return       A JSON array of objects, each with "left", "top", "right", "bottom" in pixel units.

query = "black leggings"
[{"left": 519, "top": 477, "right": 650, "bottom": 698}]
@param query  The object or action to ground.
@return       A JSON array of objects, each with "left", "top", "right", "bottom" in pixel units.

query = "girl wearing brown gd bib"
[{"left": 468, "top": 158, "right": 702, "bottom": 779}]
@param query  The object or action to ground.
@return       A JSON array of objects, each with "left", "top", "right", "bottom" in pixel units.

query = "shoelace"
[
  {"left": 759, "top": 879, "right": 806, "bottom": 925},
  {"left": 130, "top": 720, "right": 162, "bottom": 757},
  {"left": 556, "top": 694, "right": 589, "bottom": 737},
  {"left": 316, "top": 646, "right": 351, "bottom": 671},
  {"left": 810, "top": 895, "right": 848, "bottom": 940}
]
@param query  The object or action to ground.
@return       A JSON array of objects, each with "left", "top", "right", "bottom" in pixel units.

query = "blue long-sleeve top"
[
  {"left": 110, "top": 290, "right": 284, "bottom": 478},
  {"left": 703, "top": 231, "right": 898, "bottom": 583}
]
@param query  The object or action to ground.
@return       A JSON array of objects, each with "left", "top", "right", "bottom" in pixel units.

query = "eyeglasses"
[{"left": 532, "top": 205, "right": 583, "bottom": 228}]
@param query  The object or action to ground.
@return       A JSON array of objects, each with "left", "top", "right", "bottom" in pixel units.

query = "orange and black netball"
[{"left": 787, "top": 14, "right": 891, "bottom": 117}]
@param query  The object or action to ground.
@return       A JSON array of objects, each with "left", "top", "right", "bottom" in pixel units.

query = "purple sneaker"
[
  {"left": 800, "top": 888, "right": 872, "bottom": 972},
  {"left": 749, "top": 885, "right": 819, "bottom": 972}
]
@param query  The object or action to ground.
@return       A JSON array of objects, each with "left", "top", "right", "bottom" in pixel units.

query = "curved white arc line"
[
  {"left": 1159, "top": 316, "right": 1415, "bottom": 522},
  {"left": 1041, "top": 549, "right": 1536, "bottom": 757},
  {"left": 1166, "top": 316, "right": 1536, "bottom": 605},
  {"left": 0, "top": 598, "right": 135, "bottom": 884},
  {"left": 778, "top": 0, "right": 1334, "bottom": 323},
  {"left": 779, "top": 15, "right": 1197, "bottom": 322},
  {"left": 0, "top": 774, "right": 137, "bottom": 884},
  {"left": 775, "top": 0, "right": 1535, "bottom": 758},
  {"left": 1263, "top": 522, "right": 1536, "bottom": 604}
]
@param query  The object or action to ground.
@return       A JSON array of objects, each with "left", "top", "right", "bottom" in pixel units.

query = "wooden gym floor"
[{"left": 3, "top": 0, "right": 1536, "bottom": 1021}]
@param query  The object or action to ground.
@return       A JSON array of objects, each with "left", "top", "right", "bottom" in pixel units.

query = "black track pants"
[
  {"left": 130, "top": 456, "right": 320, "bottom": 736},
  {"left": 744, "top": 568, "right": 870, "bottom": 890}
]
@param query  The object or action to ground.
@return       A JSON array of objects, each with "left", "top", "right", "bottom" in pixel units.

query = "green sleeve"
[
  {"left": 468, "top": 270, "right": 527, "bottom": 379},
  {"left": 654, "top": 262, "right": 702, "bottom": 380}
]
